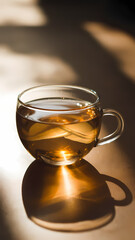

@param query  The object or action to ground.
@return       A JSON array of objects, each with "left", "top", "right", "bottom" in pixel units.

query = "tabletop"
[{"left": 0, "top": 1, "right": 135, "bottom": 240}]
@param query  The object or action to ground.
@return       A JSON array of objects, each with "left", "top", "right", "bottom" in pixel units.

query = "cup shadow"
[{"left": 22, "top": 159, "right": 132, "bottom": 232}]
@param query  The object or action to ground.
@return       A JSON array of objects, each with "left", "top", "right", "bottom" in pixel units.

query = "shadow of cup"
[{"left": 22, "top": 159, "right": 132, "bottom": 232}]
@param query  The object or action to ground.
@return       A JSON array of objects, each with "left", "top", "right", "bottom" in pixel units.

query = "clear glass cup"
[{"left": 16, "top": 85, "right": 124, "bottom": 165}]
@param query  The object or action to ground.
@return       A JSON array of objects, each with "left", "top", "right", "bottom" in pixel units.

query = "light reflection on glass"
[{"left": 61, "top": 151, "right": 69, "bottom": 163}]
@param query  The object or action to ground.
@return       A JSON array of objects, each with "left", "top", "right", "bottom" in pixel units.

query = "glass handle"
[{"left": 97, "top": 109, "right": 124, "bottom": 146}]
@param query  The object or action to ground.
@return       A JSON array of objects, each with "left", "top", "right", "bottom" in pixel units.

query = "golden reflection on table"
[
  {"left": 22, "top": 159, "right": 116, "bottom": 232},
  {"left": 22, "top": 159, "right": 132, "bottom": 232}
]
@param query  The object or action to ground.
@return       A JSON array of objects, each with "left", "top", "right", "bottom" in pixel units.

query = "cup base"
[{"left": 40, "top": 155, "right": 79, "bottom": 166}]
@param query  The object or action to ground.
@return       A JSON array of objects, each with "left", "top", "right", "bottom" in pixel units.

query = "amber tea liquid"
[{"left": 16, "top": 98, "right": 102, "bottom": 165}]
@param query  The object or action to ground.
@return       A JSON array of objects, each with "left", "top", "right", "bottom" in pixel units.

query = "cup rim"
[{"left": 17, "top": 85, "right": 100, "bottom": 112}]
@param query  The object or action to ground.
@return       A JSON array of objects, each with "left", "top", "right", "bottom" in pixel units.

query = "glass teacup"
[{"left": 16, "top": 85, "right": 124, "bottom": 165}]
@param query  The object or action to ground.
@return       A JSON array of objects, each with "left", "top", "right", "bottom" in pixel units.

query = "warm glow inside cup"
[{"left": 16, "top": 85, "right": 124, "bottom": 165}]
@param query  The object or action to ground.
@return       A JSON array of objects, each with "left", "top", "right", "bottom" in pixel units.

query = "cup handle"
[{"left": 97, "top": 109, "right": 124, "bottom": 146}]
